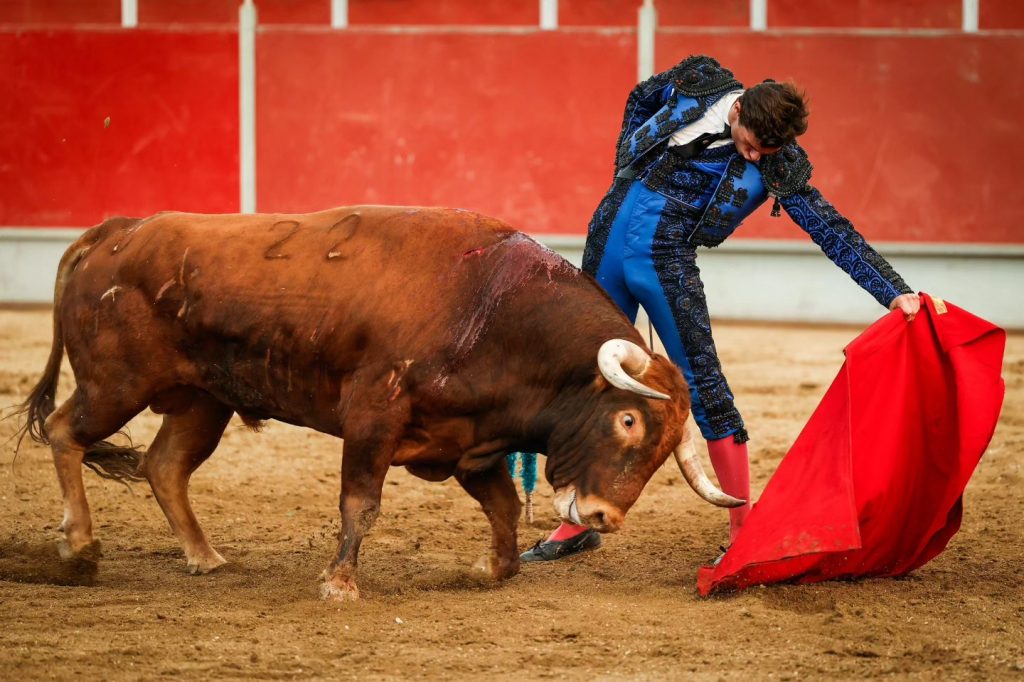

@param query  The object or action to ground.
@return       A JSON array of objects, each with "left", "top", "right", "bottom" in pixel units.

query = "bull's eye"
[{"left": 622, "top": 414, "right": 636, "bottom": 429}]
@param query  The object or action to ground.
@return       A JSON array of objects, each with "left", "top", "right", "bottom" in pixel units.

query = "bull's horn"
[
  {"left": 673, "top": 423, "right": 746, "bottom": 508},
  {"left": 597, "top": 339, "right": 670, "bottom": 400}
]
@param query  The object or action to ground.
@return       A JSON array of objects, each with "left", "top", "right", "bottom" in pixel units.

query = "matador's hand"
[{"left": 889, "top": 293, "right": 921, "bottom": 321}]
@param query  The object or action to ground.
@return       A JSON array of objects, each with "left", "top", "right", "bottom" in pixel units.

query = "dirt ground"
[{"left": 0, "top": 307, "right": 1021, "bottom": 680}]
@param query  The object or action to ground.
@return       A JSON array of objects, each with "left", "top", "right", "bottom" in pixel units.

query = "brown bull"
[{"left": 14, "top": 206, "right": 740, "bottom": 600}]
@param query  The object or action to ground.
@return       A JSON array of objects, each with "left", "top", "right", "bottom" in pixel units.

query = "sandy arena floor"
[{"left": 0, "top": 308, "right": 1021, "bottom": 680}]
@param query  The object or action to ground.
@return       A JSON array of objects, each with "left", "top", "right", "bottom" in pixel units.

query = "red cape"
[{"left": 698, "top": 294, "right": 1005, "bottom": 596}]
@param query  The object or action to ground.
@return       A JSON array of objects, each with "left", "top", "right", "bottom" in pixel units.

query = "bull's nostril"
[{"left": 594, "top": 510, "right": 607, "bottom": 526}]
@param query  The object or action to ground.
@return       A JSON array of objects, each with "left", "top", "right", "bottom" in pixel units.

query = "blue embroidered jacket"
[{"left": 583, "top": 55, "right": 912, "bottom": 309}]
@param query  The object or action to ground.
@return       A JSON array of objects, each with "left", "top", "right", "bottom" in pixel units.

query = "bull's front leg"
[
  {"left": 320, "top": 436, "right": 393, "bottom": 602},
  {"left": 456, "top": 463, "right": 523, "bottom": 581}
]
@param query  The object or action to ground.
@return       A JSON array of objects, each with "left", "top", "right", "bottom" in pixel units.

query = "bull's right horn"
[
  {"left": 673, "top": 423, "right": 746, "bottom": 508},
  {"left": 597, "top": 339, "right": 670, "bottom": 400}
]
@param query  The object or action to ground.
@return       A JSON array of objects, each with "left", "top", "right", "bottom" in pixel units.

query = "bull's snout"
[{"left": 553, "top": 486, "right": 624, "bottom": 533}]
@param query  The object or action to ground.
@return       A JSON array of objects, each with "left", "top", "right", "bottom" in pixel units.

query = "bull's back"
[
  {"left": 129, "top": 205, "right": 514, "bottom": 294},
  {"left": 65, "top": 205, "right": 576, "bottom": 363},
  {"left": 122, "top": 204, "right": 507, "bottom": 280},
  {"left": 74, "top": 206, "right": 498, "bottom": 299}
]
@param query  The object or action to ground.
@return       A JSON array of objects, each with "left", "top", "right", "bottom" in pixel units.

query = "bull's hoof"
[
  {"left": 320, "top": 575, "right": 360, "bottom": 602},
  {"left": 186, "top": 551, "right": 228, "bottom": 575},
  {"left": 471, "top": 554, "right": 520, "bottom": 581},
  {"left": 57, "top": 538, "right": 102, "bottom": 570}
]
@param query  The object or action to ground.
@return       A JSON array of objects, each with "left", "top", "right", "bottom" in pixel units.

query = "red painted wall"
[
  {"left": 0, "top": 0, "right": 119, "bottom": 24},
  {"left": 982, "top": 0, "right": 1024, "bottom": 29},
  {"left": 558, "top": 0, "right": 639, "bottom": 26},
  {"left": 657, "top": 0, "right": 750, "bottom": 27},
  {"left": 257, "top": 0, "right": 329, "bottom": 26},
  {"left": 770, "top": 0, "right": 960, "bottom": 29},
  {"left": 0, "top": 0, "right": 331, "bottom": 26},
  {"left": 349, "top": 0, "right": 537, "bottom": 25},
  {"left": 137, "top": 0, "right": 331, "bottom": 26},
  {"left": 1, "top": 0, "right": 1023, "bottom": 245},
  {"left": 0, "top": 30, "right": 238, "bottom": 225},
  {"left": 139, "top": 0, "right": 238, "bottom": 25},
  {"left": 255, "top": 30, "right": 634, "bottom": 233},
  {"left": 3, "top": 0, "right": 1023, "bottom": 29},
  {"left": 559, "top": 0, "right": 748, "bottom": 27}
]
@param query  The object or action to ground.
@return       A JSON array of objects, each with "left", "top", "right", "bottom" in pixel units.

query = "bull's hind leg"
[
  {"left": 456, "top": 464, "right": 522, "bottom": 580},
  {"left": 142, "top": 390, "right": 232, "bottom": 575},
  {"left": 45, "top": 389, "right": 144, "bottom": 566}
]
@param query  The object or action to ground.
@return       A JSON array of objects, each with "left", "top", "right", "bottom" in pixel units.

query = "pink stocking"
[
  {"left": 706, "top": 436, "right": 751, "bottom": 543},
  {"left": 548, "top": 521, "right": 589, "bottom": 542}
]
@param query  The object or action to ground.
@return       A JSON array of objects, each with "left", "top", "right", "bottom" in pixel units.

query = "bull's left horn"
[
  {"left": 597, "top": 339, "right": 670, "bottom": 400},
  {"left": 673, "top": 423, "right": 746, "bottom": 508}
]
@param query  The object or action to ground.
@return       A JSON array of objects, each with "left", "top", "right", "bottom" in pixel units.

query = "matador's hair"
[{"left": 738, "top": 80, "right": 809, "bottom": 149}]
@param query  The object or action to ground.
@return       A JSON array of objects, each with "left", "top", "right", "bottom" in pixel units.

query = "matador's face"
[{"left": 728, "top": 99, "right": 781, "bottom": 163}]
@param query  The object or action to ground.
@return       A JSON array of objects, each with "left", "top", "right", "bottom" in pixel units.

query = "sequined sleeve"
[{"left": 781, "top": 186, "right": 913, "bottom": 308}]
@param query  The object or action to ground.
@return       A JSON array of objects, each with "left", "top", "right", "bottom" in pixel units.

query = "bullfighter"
[{"left": 521, "top": 55, "right": 921, "bottom": 564}]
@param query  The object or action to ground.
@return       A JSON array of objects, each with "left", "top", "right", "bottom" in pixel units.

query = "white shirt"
[{"left": 667, "top": 89, "right": 743, "bottom": 150}]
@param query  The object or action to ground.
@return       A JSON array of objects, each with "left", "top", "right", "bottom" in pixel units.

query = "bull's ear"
[{"left": 646, "top": 354, "right": 687, "bottom": 398}]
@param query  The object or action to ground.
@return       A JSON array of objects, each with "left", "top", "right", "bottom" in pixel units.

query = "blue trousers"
[{"left": 587, "top": 181, "right": 746, "bottom": 442}]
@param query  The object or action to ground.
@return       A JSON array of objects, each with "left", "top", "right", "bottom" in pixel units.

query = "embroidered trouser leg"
[{"left": 585, "top": 181, "right": 747, "bottom": 443}]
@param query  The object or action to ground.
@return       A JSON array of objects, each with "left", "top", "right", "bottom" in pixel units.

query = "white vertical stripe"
[
  {"left": 637, "top": 0, "right": 656, "bottom": 81},
  {"left": 332, "top": 0, "right": 349, "bottom": 29},
  {"left": 750, "top": 0, "right": 767, "bottom": 31},
  {"left": 239, "top": 0, "right": 257, "bottom": 214},
  {"left": 962, "top": 0, "right": 980, "bottom": 32},
  {"left": 121, "top": 0, "right": 137, "bottom": 28},
  {"left": 540, "top": 0, "right": 558, "bottom": 30}
]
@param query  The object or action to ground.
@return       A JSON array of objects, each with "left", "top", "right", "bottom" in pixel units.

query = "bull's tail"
[
  {"left": 10, "top": 237, "right": 92, "bottom": 450},
  {"left": 82, "top": 442, "right": 146, "bottom": 483},
  {"left": 9, "top": 226, "right": 146, "bottom": 483}
]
